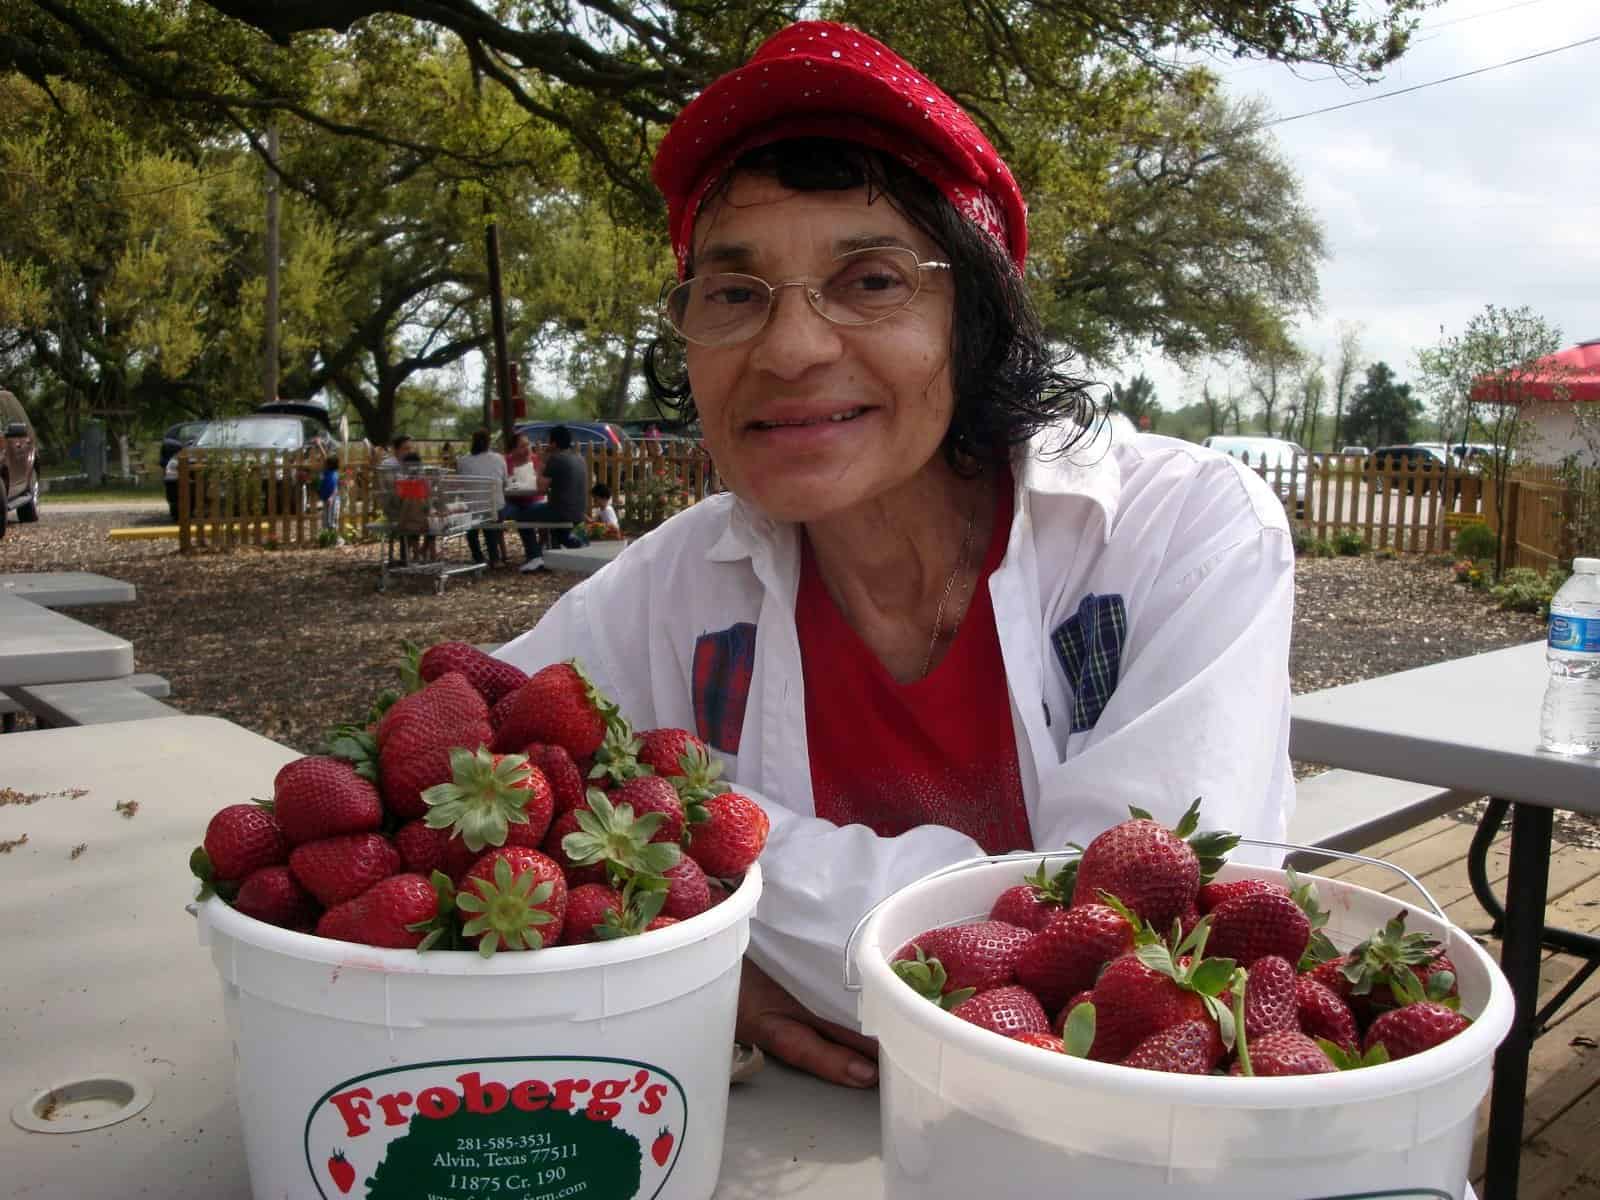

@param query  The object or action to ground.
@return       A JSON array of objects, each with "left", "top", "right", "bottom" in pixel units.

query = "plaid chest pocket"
[
  {"left": 691, "top": 622, "right": 758, "bottom": 754},
  {"left": 1051, "top": 593, "right": 1128, "bottom": 734}
]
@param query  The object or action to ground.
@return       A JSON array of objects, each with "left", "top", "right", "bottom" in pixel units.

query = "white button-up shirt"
[{"left": 496, "top": 427, "right": 1295, "bottom": 1026}]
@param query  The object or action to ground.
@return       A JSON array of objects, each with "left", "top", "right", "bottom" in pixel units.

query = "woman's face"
[{"left": 684, "top": 174, "right": 955, "bottom": 524}]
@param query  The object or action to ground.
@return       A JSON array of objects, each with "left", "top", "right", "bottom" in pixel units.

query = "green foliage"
[
  {"left": 1110, "top": 372, "right": 1161, "bottom": 431},
  {"left": 1292, "top": 527, "right": 1335, "bottom": 558},
  {"left": 1332, "top": 528, "right": 1365, "bottom": 556},
  {"left": 1342, "top": 361, "right": 1421, "bottom": 449},
  {"left": 1453, "top": 522, "right": 1499, "bottom": 562},
  {"left": 1490, "top": 567, "right": 1568, "bottom": 617}
]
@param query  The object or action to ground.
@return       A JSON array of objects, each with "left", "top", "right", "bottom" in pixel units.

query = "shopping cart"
[{"left": 373, "top": 465, "right": 500, "bottom": 594}]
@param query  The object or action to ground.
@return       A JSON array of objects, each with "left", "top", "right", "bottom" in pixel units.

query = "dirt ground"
[{"left": 4, "top": 503, "right": 1547, "bottom": 756}]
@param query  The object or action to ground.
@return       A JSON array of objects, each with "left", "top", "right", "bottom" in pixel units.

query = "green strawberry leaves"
[
  {"left": 892, "top": 946, "right": 975, "bottom": 1011},
  {"left": 1339, "top": 912, "right": 1447, "bottom": 1001},
  {"left": 407, "top": 871, "right": 462, "bottom": 952},
  {"left": 1026, "top": 851, "right": 1082, "bottom": 906},
  {"left": 593, "top": 874, "right": 671, "bottom": 940},
  {"left": 1062, "top": 1001, "right": 1096, "bottom": 1058},
  {"left": 1286, "top": 866, "right": 1340, "bottom": 970},
  {"left": 456, "top": 857, "right": 557, "bottom": 957},
  {"left": 588, "top": 719, "right": 650, "bottom": 787},
  {"left": 669, "top": 741, "right": 725, "bottom": 822},
  {"left": 188, "top": 846, "right": 239, "bottom": 903},
  {"left": 324, "top": 725, "right": 380, "bottom": 783},
  {"left": 562, "top": 789, "right": 681, "bottom": 876},
  {"left": 1132, "top": 914, "right": 1239, "bottom": 1052},
  {"left": 422, "top": 746, "right": 536, "bottom": 852},
  {"left": 1126, "top": 798, "right": 1239, "bottom": 884},
  {"left": 1318, "top": 1038, "right": 1391, "bottom": 1071}
]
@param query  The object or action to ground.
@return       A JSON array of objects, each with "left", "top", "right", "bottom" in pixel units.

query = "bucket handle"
[{"left": 840, "top": 838, "right": 1445, "bottom": 993}]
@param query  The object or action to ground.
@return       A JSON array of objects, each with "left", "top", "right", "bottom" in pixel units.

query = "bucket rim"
[
  {"left": 199, "top": 861, "right": 761, "bottom": 973},
  {"left": 856, "top": 859, "right": 1515, "bottom": 1107}
]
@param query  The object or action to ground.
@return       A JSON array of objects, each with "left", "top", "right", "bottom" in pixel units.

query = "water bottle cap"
[{"left": 1575, "top": 558, "right": 1600, "bottom": 574}]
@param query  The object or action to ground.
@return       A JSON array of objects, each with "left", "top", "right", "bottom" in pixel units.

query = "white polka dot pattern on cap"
[{"left": 652, "top": 20, "right": 1027, "bottom": 275}]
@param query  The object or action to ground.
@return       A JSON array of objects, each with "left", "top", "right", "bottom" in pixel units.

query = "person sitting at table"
[
  {"left": 493, "top": 21, "right": 1295, "bottom": 1089},
  {"left": 379, "top": 433, "right": 412, "bottom": 470},
  {"left": 590, "top": 482, "right": 620, "bottom": 534},
  {"left": 503, "top": 425, "right": 589, "bottom": 573},
  {"left": 455, "top": 428, "right": 508, "bottom": 568}
]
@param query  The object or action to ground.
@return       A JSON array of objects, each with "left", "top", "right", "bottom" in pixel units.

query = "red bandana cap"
[{"left": 652, "top": 21, "right": 1027, "bottom": 279}]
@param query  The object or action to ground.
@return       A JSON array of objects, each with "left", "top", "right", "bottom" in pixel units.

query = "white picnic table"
[
  {"left": 0, "top": 591, "right": 134, "bottom": 689},
  {"left": 0, "top": 571, "right": 137, "bottom": 608},
  {"left": 0, "top": 716, "right": 882, "bottom": 1200},
  {"left": 1290, "top": 639, "right": 1600, "bottom": 1200}
]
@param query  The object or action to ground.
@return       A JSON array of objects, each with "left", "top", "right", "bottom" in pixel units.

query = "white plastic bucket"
[
  {"left": 854, "top": 854, "right": 1512, "bottom": 1200},
  {"left": 198, "top": 863, "right": 761, "bottom": 1200}
]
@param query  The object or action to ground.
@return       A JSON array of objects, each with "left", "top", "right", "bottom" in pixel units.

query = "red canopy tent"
[{"left": 1471, "top": 338, "right": 1600, "bottom": 404}]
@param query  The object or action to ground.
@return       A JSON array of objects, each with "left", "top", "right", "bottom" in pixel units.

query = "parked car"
[
  {"left": 1, "top": 387, "right": 41, "bottom": 537},
  {"left": 163, "top": 414, "right": 332, "bottom": 520},
  {"left": 1202, "top": 434, "right": 1308, "bottom": 516},
  {"left": 160, "top": 420, "right": 212, "bottom": 470},
  {"left": 515, "top": 420, "right": 629, "bottom": 451},
  {"left": 1368, "top": 443, "right": 1460, "bottom": 497},
  {"left": 1339, "top": 444, "right": 1369, "bottom": 457}
]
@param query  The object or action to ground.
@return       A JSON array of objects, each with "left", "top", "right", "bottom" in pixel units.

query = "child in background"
[
  {"left": 591, "top": 482, "right": 620, "bottom": 533},
  {"left": 318, "top": 455, "right": 342, "bottom": 544}
]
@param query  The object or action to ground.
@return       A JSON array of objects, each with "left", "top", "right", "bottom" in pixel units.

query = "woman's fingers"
[{"left": 736, "top": 958, "right": 879, "bottom": 1087}]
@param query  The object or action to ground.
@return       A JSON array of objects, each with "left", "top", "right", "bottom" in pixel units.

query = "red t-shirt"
[{"left": 796, "top": 477, "right": 1030, "bottom": 854}]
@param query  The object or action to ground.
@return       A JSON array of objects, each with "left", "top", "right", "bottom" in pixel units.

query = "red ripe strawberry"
[
  {"left": 636, "top": 727, "right": 708, "bottom": 778},
  {"left": 1014, "top": 903, "right": 1135, "bottom": 1012},
  {"left": 1087, "top": 953, "right": 1208, "bottom": 1063},
  {"left": 952, "top": 986, "right": 1051, "bottom": 1037},
  {"left": 1197, "top": 877, "right": 1285, "bottom": 915},
  {"left": 418, "top": 641, "right": 527, "bottom": 707},
  {"left": 1295, "top": 975, "right": 1359, "bottom": 1051},
  {"left": 686, "top": 791, "right": 769, "bottom": 877},
  {"left": 421, "top": 747, "right": 554, "bottom": 853},
  {"left": 459, "top": 847, "right": 568, "bottom": 954},
  {"left": 1362, "top": 1002, "right": 1472, "bottom": 1060},
  {"left": 1056, "top": 990, "right": 1096, "bottom": 1035},
  {"left": 894, "top": 920, "right": 1032, "bottom": 997},
  {"left": 273, "top": 756, "right": 384, "bottom": 846},
  {"left": 1205, "top": 889, "right": 1311, "bottom": 968},
  {"left": 491, "top": 661, "right": 614, "bottom": 760},
  {"left": 202, "top": 804, "right": 287, "bottom": 881},
  {"left": 1120, "top": 1018, "right": 1225, "bottom": 1074},
  {"left": 645, "top": 915, "right": 680, "bottom": 932},
  {"left": 1235, "top": 955, "right": 1299, "bottom": 1040},
  {"left": 562, "top": 882, "right": 625, "bottom": 945},
  {"left": 316, "top": 873, "right": 439, "bottom": 949},
  {"left": 612, "top": 775, "right": 686, "bottom": 846},
  {"left": 1012, "top": 1031, "right": 1067, "bottom": 1053},
  {"left": 989, "top": 884, "right": 1062, "bottom": 932},
  {"left": 1069, "top": 799, "right": 1237, "bottom": 931},
  {"left": 394, "top": 819, "right": 451, "bottom": 875},
  {"left": 661, "top": 856, "right": 711, "bottom": 920},
  {"left": 233, "top": 865, "right": 319, "bottom": 930},
  {"left": 289, "top": 832, "right": 403, "bottom": 908},
  {"left": 541, "top": 808, "right": 592, "bottom": 875},
  {"left": 489, "top": 688, "right": 517, "bottom": 732},
  {"left": 523, "top": 743, "right": 587, "bottom": 816},
  {"left": 377, "top": 673, "right": 494, "bottom": 820},
  {"left": 1316, "top": 915, "right": 1460, "bottom": 1021},
  {"left": 1232, "top": 1030, "right": 1337, "bottom": 1076}
]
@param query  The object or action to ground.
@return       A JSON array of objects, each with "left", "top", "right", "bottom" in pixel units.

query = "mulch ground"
[{"left": 3, "top": 502, "right": 1547, "bottom": 753}]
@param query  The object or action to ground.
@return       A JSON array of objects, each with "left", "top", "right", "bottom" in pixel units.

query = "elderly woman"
[{"left": 497, "top": 22, "right": 1294, "bottom": 1088}]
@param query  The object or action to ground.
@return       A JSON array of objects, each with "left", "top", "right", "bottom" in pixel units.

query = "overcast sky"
[{"left": 1133, "top": 0, "right": 1600, "bottom": 426}]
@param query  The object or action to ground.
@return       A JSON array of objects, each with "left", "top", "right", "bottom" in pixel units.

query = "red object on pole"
[{"left": 491, "top": 364, "right": 527, "bottom": 422}]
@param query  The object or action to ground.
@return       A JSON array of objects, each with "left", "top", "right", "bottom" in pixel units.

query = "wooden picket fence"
[
  {"left": 1478, "top": 461, "right": 1600, "bottom": 571},
  {"left": 174, "top": 442, "right": 722, "bottom": 552}
]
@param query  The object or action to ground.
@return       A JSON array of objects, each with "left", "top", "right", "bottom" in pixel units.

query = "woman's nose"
[{"left": 748, "top": 284, "right": 842, "bottom": 376}]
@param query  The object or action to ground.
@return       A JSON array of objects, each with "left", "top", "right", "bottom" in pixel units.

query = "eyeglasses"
[{"left": 662, "top": 246, "right": 951, "bottom": 348}]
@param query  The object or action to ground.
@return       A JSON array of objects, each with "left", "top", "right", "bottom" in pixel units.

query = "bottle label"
[{"left": 1548, "top": 614, "right": 1600, "bottom": 652}]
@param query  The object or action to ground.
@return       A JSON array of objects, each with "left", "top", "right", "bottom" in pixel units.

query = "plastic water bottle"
[{"left": 1540, "top": 557, "right": 1600, "bottom": 754}]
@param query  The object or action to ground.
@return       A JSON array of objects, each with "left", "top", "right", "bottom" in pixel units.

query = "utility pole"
[
  {"left": 471, "top": 61, "right": 515, "bottom": 448},
  {"left": 263, "top": 122, "right": 280, "bottom": 406}
]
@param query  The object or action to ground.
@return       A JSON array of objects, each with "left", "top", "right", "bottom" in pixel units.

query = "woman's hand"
[{"left": 735, "top": 957, "right": 879, "bottom": 1088}]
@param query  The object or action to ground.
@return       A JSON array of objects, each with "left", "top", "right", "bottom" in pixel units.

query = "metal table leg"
[{"left": 1483, "top": 801, "right": 1554, "bottom": 1200}]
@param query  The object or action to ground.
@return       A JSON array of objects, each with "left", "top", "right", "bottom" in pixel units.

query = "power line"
[{"left": 1265, "top": 31, "right": 1600, "bottom": 127}]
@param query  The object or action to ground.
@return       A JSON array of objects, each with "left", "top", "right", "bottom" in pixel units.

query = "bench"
[
  {"left": 1286, "top": 768, "right": 1480, "bottom": 868},
  {"left": 2, "top": 674, "right": 177, "bottom": 729}
]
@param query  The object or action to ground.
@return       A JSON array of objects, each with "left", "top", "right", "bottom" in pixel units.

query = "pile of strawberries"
[
  {"left": 893, "top": 801, "right": 1472, "bottom": 1076},
  {"left": 190, "top": 643, "right": 768, "bottom": 956}
]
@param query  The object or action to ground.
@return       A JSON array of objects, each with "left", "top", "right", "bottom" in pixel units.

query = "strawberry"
[
  {"left": 587, "top": 721, "right": 651, "bottom": 788},
  {"left": 200, "top": 803, "right": 286, "bottom": 882},
  {"left": 686, "top": 790, "right": 769, "bottom": 877},
  {"left": 1231, "top": 1030, "right": 1336, "bottom": 1076},
  {"left": 989, "top": 858, "right": 1073, "bottom": 932},
  {"left": 704, "top": 877, "right": 731, "bottom": 908},
  {"left": 458, "top": 847, "right": 568, "bottom": 955},
  {"left": 951, "top": 986, "right": 1051, "bottom": 1037},
  {"left": 422, "top": 747, "right": 554, "bottom": 853},
  {"left": 417, "top": 641, "right": 527, "bottom": 707},
  {"left": 1120, "top": 1018, "right": 1225, "bottom": 1074},
  {"left": 1056, "top": 990, "right": 1096, "bottom": 1035},
  {"left": 289, "top": 832, "right": 403, "bottom": 908},
  {"left": 637, "top": 727, "right": 708, "bottom": 778},
  {"left": 1012, "top": 1031, "right": 1067, "bottom": 1053},
  {"left": 541, "top": 807, "right": 593, "bottom": 874},
  {"left": 660, "top": 856, "right": 712, "bottom": 920},
  {"left": 1295, "top": 975, "right": 1359, "bottom": 1051},
  {"left": 316, "top": 873, "right": 441, "bottom": 949},
  {"left": 894, "top": 920, "right": 1032, "bottom": 998},
  {"left": 1205, "top": 889, "right": 1311, "bottom": 968},
  {"left": 327, "top": 1148, "right": 356, "bottom": 1194},
  {"left": 1234, "top": 955, "right": 1299, "bottom": 1040},
  {"left": 611, "top": 775, "right": 686, "bottom": 846},
  {"left": 393, "top": 819, "right": 481, "bottom": 882},
  {"left": 1086, "top": 917, "right": 1242, "bottom": 1063},
  {"left": 1362, "top": 1001, "right": 1472, "bottom": 1060},
  {"left": 562, "top": 882, "right": 626, "bottom": 945},
  {"left": 1014, "top": 902, "right": 1135, "bottom": 1011},
  {"left": 377, "top": 673, "right": 494, "bottom": 820},
  {"left": 646, "top": 915, "right": 680, "bottom": 932},
  {"left": 1319, "top": 914, "right": 1460, "bottom": 1022},
  {"left": 233, "top": 865, "right": 319, "bottom": 930},
  {"left": 1197, "top": 878, "right": 1283, "bottom": 914},
  {"left": 273, "top": 756, "right": 385, "bottom": 846},
  {"left": 1068, "top": 798, "right": 1238, "bottom": 931},
  {"left": 523, "top": 743, "right": 587, "bottom": 816},
  {"left": 560, "top": 790, "right": 682, "bottom": 882},
  {"left": 491, "top": 660, "right": 615, "bottom": 760}
]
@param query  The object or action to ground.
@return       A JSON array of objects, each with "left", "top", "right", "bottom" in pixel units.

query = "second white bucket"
[
  {"left": 854, "top": 856, "right": 1512, "bottom": 1200},
  {"left": 198, "top": 864, "right": 760, "bottom": 1200}
]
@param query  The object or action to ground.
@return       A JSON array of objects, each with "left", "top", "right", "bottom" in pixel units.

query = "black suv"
[{"left": 1, "top": 388, "right": 40, "bottom": 537}]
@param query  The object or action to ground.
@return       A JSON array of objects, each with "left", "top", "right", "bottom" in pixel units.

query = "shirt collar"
[{"left": 705, "top": 421, "right": 1123, "bottom": 563}]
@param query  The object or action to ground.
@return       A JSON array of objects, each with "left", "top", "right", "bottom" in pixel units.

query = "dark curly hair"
[{"left": 642, "top": 138, "right": 1095, "bottom": 473}]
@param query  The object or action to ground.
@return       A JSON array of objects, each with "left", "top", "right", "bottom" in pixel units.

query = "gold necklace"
[{"left": 921, "top": 483, "right": 981, "bottom": 679}]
